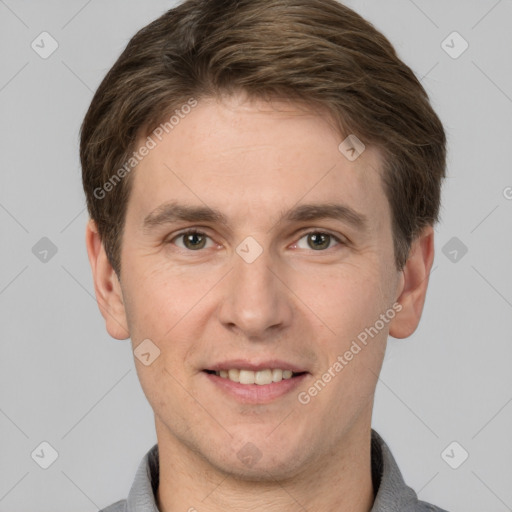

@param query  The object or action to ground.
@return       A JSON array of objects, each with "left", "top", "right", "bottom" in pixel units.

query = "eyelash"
[{"left": 168, "top": 228, "right": 347, "bottom": 252}]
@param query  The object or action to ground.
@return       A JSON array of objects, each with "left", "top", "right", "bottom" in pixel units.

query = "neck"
[{"left": 155, "top": 416, "right": 375, "bottom": 512}]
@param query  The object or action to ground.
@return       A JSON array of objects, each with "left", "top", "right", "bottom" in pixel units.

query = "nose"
[{"left": 217, "top": 243, "right": 294, "bottom": 339}]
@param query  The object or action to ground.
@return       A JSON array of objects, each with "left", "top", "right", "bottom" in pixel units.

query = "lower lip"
[{"left": 203, "top": 372, "right": 309, "bottom": 404}]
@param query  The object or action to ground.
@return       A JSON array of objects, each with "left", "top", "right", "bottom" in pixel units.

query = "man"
[{"left": 81, "top": 0, "right": 448, "bottom": 510}]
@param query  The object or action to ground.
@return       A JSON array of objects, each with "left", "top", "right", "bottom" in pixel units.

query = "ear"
[
  {"left": 85, "top": 218, "right": 130, "bottom": 340},
  {"left": 389, "top": 225, "right": 435, "bottom": 339}
]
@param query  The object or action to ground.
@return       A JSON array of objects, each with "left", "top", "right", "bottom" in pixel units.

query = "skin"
[{"left": 86, "top": 91, "right": 434, "bottom": 512}]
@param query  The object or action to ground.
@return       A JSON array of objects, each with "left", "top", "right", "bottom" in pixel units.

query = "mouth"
[
  {"left": 203, "top": 368, "right": 308, "bottom": 385},
  {"left": 202, "top": 364, "right": 310, "bottom": 404}
]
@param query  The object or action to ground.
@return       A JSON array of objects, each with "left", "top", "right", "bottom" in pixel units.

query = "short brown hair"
[{"left": 80, "top": 0, "right": 446, "bottom": 277}]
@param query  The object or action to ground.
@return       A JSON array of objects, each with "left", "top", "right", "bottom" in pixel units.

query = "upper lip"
[{"left": 205, "top": 359, "right": 309, "bottom": 373}]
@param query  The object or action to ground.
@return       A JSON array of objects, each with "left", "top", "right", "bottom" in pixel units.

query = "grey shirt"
[{"left": 100, "top": 429, "right": 449, "bottom": 512}]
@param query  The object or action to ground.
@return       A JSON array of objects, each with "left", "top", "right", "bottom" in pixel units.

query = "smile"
[
  {"left": 206, "top": 368, "right": 305, "bottom": 385},
  {"left": 202, "top": 369, "right": 309, "bottom": 403}
]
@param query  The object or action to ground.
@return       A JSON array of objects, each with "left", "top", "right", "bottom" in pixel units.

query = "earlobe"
[
  {"left": 388, "top": 226, "right": 435, "bottom": 339},
  {"left": 85, "top": 219, "right": 130, "bottom": 340}
]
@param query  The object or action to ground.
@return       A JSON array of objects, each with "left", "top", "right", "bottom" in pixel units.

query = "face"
[{"left": 88, "top": 91, "right": 430, "bottom": 480}]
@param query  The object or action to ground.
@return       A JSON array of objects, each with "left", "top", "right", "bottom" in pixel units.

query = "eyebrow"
[{"left": 142, "top": 201, "right": 369, "bottom": 234}]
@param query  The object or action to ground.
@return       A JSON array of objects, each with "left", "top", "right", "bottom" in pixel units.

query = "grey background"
[{"left": 1, "top": 0, "right": 511, "bottom": 511}]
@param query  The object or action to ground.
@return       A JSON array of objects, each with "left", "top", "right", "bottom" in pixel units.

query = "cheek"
[
  {"left": 297, "top": 267, "right": 388, "bottom": 422},
  {"left": 121, "top": 259, "right": 200, "bottom": 339},
  {"left": 297, "top": 260, "right": 389, "bottom": 343},
  {"left": 121, "top": 262, "right": 223, "bottom": 380},
  {"left": 295, "top": 259, "right": 390, "bottom": 402}
]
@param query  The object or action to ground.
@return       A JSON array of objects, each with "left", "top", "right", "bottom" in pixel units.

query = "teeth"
[
  {"left": 254, "top": 369, "right": 272, "bottom": 385},
  {"left": 214, "top": 368, "right": 299, "bottom": 385},
  {"left": 272, "top": 369, "right": 283, "bottom": 382},
  {"left": 239, "top": 369, "right": 255, "bottom": 384},
  {"left": 228, "top": 369, "right": 240, "bottom": 382}
]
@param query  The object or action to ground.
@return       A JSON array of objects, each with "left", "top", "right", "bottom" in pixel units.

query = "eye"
[
  {"left": 295, "top": 231, "right": 343, "bottom": 251},
  {"left": 171, "top": 230, "right": 214, "bottom": 250},
  {"left": 168, "top": 229, "right": 345, "bottom": 252}
]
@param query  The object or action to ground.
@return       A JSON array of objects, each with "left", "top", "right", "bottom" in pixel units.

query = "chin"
[
  {"left": 215, "top": 453, "right": 307, "bottom": 482},
  {"left": 214, "top": 433, "right": 309, "bottom": 481}
]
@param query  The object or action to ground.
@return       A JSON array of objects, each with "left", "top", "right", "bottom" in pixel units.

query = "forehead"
[{"left": 126, "top": 94, "right": 390, "bottom": 234}]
